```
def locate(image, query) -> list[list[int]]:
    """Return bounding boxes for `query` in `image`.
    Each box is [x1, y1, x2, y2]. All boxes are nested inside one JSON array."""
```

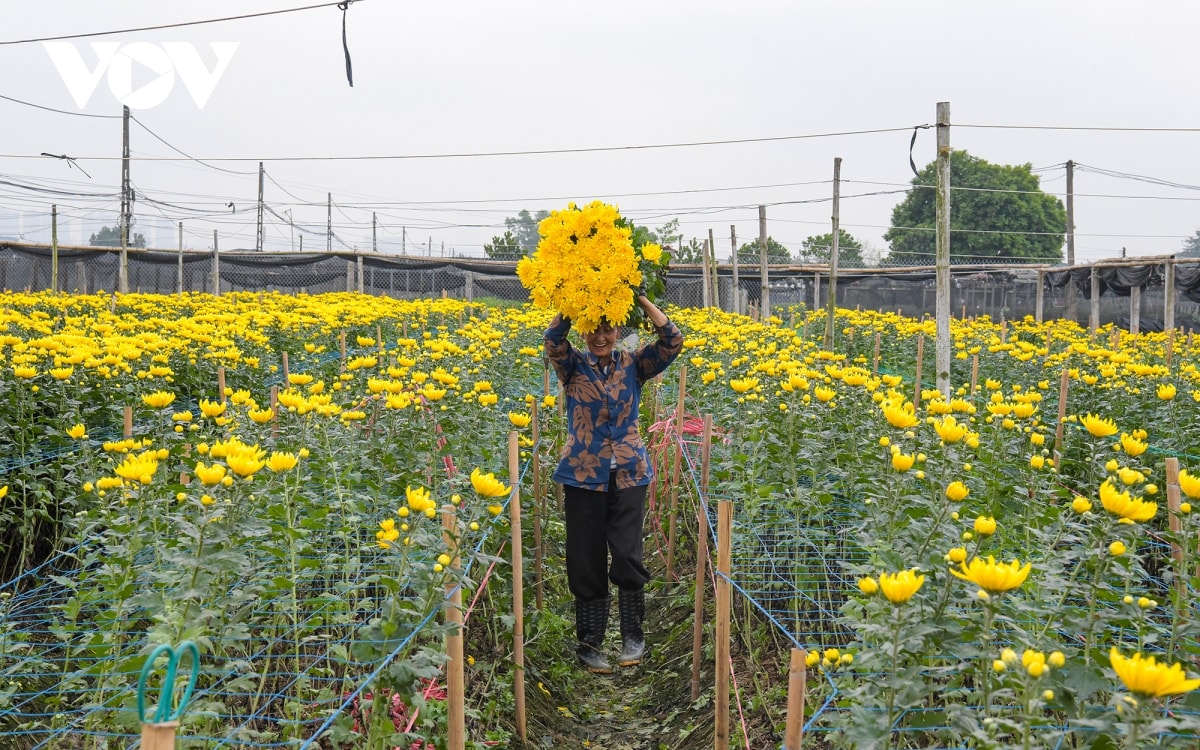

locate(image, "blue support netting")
[[0, 447, 536, 749]]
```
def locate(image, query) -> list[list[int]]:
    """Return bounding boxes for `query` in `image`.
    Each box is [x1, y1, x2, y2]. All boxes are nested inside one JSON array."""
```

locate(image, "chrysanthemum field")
[[1, 290, 1198, 749]]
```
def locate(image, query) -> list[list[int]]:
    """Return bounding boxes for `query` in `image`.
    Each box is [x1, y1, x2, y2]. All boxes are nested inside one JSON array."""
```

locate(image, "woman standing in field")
[[544, 293, 683, 673]]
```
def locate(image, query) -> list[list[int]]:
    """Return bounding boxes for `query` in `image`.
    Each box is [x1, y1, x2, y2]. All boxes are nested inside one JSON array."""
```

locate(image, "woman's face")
[[583, 322, 617, 358]]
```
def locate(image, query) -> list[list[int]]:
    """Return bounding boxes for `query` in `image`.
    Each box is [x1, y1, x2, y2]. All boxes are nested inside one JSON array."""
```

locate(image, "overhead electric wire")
[[0, 93, 121, 119], [959, 123, 1200, 134], [0, 1, 360, 45], [0, 126, 917, 163], [130, 116, 258, 177]]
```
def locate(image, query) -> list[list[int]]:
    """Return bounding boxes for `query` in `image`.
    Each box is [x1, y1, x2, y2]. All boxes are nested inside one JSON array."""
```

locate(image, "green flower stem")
[[1080, 534, 1113, 667], [981, 602, 996, 715], [886, 611, 901, 749]]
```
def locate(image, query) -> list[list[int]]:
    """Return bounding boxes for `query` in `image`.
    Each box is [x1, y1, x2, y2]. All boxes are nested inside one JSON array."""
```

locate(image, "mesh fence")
[[5, 242, 1200, 330]]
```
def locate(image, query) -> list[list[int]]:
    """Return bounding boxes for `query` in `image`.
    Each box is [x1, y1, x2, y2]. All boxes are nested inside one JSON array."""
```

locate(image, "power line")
[[0, 1, 359, 45], [130, 115, 258, 176], [959, 123, 1200, 133], [0, 126, 916, 163], [0, 93, 121, 119]]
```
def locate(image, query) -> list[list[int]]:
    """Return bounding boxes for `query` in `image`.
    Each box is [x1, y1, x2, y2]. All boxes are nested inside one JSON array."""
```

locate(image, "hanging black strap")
[[909, 124, 932, 179], [338, 1, 354, 87]]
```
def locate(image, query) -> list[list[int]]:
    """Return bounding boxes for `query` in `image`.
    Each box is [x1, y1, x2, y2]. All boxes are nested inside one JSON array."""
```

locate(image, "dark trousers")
[[563, 477, 650, 603]]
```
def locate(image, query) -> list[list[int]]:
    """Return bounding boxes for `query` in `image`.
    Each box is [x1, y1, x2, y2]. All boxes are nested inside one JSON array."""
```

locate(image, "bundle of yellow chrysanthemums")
[[516, 201, 666, 333]]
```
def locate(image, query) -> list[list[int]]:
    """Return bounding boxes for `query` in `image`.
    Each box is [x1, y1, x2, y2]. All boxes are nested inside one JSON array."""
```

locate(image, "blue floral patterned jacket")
[[545, 314, 684, 491]]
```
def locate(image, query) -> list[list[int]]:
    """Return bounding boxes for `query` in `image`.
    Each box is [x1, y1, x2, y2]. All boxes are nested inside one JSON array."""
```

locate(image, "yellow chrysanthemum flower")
[[1178, 469, 1200, 500], [470, 467, 510, 498], [1109, 648, 1200, 698], [1099, 479, 1156, 522], [945, 481, 969, 502], [142, 390, 176, 409], [67, 423, 87, 439], [1080, 413, 1118, 438], [934, 416, 968, 444], [508, 412, 532, 428], [877, 569, 925, 604], [199, 399, 227, 418], [882, 402, 919, 429], [267, 452, 298, 472], [194, 462, 227, 486], [950, 556, 1032, 594]]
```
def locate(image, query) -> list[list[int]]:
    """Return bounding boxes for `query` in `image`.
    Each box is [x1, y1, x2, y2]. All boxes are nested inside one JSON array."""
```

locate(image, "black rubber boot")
[[575, 598, 613, 674], [617, 588, 645, 667]]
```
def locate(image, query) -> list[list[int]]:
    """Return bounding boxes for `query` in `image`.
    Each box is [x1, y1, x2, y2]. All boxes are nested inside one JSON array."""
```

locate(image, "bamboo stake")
[[124, 406, 133, 437], [1166, 329, 1175, 369], [666, 366, 687, 580], [784, 648, 807, 750], [339, 330, 347, 372], [217, 366, 226, 403], [507, 431, 527, 741], [690, 414, 712, 702], [1053, 368, 1070, 461], [440, 504, 465, 750], [913, 334, 925, 411], [1166, 458, 1183, 568], [531, 401, 544, 611], [270, 385, 279, 438], [970, 354, 979, 395], [281, 351, 290, 382], [140, 722, 179, 750], [714, 499, 732, 750], [872, 332, 881, 376]]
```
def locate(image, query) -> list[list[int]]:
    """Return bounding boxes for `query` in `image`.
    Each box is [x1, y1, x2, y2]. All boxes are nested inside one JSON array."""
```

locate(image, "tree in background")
[[483, 230, 523, 260], [799, 229, 866, 267], [1181, 230, 1200, 258], [884, 150, 1066, 265], [651, 218, 681, 250], [89, 226, 145, 248], [505, 209, 550, 254], [736, 236, 791, 265], [672, 238, 706, 264]]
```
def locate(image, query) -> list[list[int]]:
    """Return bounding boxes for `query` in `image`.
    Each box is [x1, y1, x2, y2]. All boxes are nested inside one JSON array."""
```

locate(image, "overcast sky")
[[2, 0, 1198, 264]]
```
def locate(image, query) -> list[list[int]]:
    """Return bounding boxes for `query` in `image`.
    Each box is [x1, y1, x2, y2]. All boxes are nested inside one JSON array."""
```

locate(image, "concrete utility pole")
[[256, 162, 264, 252], [758, 205, 769, 319], [1065, 160, 1077, 321], [824, 157, 842, 350], [730, 225, 739, 315], [119, 105, 131, 293], [326, 193, 332, 252], [934, 101, 952, 399], [51, 205, 59, 293], [372, 212, 377, 253]]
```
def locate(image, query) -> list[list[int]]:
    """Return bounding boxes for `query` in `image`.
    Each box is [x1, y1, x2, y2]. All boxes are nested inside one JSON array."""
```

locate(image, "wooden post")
[[913, 334, 925, 411], [934, 101, 952, 400], [714, 499, 732, 750], [339, 330, 347, 371], [758, 205, 769, 319], [1166, 458, 1183, 567], [281, 352, 290, 382], [531, 401, 544, 611], [730, 225, 740, 315], [216, 367, 226, 403], [1053, 368, 1070, 460], [440, 504, 466, 750], [1035, 270, 1044, 324], [51, 205, 59, 293], [1164, 260, 1176, 343], [1166, 329, 1175, 370], [701, 238, 712, 308], [211, 230, 220, 295], [1089, 267, 1100, 334], [872, 332, 881, 376], [1130, 285, 1141, 335], [783, 648, 808, 750], [970, 353, 979, 395], [124, 406, 133, 438], [708, 227, 719, 309], [140, 722, 179, 750], [666, 366, 687, 581], [690, 414, 711, 702], [824, 157, 841, 351], [507, 431, 527, 741]]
